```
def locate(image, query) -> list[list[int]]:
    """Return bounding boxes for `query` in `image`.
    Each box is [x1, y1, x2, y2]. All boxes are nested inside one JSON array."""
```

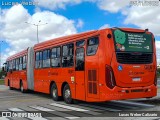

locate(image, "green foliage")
[[0, 80, 4, 85], [0, 70, 5, 79]]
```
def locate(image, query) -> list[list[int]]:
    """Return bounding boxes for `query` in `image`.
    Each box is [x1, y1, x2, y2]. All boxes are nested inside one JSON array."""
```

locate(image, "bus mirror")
[[107, 34, 112, 39]]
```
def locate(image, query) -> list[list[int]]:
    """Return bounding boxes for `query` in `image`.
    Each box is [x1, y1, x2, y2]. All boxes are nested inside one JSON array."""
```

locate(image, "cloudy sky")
[[0, 0, 160, 65]]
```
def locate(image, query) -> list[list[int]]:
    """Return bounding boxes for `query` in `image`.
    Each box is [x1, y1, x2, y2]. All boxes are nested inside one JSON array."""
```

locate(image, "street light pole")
[[25, 20, 47, 43], [37, 25, 39, 43], [0, 41, 3, 70]]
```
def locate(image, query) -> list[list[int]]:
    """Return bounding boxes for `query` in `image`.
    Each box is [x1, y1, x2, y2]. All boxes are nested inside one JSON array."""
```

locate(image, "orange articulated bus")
[[3, 28, 157, 104]]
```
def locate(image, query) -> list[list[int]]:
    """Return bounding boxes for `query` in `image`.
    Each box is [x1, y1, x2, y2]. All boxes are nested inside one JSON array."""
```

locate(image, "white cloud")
[[76, 19, 84, 28], [124, 6, 160, 36], [95, 0, 160, 37], [99, 24, 110, 29], [156, 41, 160, 64], [0, 4, 77, 65], [34, 0, 82, 10], [97, 0, 129, 13]]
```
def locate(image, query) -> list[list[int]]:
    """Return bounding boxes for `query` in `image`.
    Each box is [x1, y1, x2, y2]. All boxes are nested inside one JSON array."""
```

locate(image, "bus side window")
[[76, 40, 85, 47], [43, 49, 50, 68], [19, 57, 23, 70], [16, 58, 19, 71], [51, 47, 61, 67], [22, 56, 27, 70], [12, 59, 16, 71], [9, 61, 12, 72], [6, 61, 9, 72], [87, 37, 99, 56], [35, 51, 43, 68], [62, 43, 74, 67]]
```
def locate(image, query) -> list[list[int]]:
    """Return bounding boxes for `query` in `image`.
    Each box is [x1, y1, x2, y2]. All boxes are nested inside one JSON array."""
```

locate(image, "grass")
[[0, 79, 4, 85]]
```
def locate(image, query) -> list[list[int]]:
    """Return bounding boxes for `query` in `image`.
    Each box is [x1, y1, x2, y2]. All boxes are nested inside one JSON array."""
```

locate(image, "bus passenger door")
[[75, 47, 85, 101]]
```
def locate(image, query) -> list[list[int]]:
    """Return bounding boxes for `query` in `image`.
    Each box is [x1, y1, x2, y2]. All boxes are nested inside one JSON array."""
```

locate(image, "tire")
[[20, 81, 25, 93], [8, 80, 13, 90], [51, 83, 60, 101], [63, 84, 73, 104]]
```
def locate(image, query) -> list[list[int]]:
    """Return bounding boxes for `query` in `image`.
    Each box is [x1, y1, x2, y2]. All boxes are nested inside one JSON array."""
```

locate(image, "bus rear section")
[[98, 28, 157, 101]]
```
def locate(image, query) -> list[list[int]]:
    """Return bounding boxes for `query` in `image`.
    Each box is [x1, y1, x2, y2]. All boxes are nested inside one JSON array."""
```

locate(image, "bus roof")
[[34, 30, 99, 50], [7, 49, 28, 61]]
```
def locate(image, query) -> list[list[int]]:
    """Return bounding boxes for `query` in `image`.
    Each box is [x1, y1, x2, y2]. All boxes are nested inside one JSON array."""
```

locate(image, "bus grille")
[[116, 52, 153, 64]]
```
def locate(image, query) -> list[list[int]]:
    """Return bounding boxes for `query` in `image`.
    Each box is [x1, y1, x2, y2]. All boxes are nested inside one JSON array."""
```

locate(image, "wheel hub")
[[65, 89, 70, 98], [53, 89, 57, 98]]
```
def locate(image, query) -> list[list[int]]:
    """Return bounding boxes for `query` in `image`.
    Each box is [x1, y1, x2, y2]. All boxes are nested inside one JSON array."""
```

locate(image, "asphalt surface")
[[0, 85, 159, 120]]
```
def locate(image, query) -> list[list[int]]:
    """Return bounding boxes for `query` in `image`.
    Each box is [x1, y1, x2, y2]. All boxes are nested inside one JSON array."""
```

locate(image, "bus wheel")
[[20, 81, 25, 93], [51, 83, 59, 101], [8, 80, 13, 90], [63, 84, 73, 104]]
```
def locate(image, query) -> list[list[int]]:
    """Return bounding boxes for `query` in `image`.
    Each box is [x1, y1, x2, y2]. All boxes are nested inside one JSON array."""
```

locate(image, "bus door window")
[[87, 37, 99, 56], [51, 47, 61, 67], [6, 61, 9, 72], [22, 56, 27, 70], [12, 59, 16, 71], [43, 49, 50, 68], [9, 61, 13, 72], [16, 58, 19, 71], [35, 51, 43, 68], [19, 57, 23, 70], [62, 43, 74, 67], [76, 48, 85, 71]]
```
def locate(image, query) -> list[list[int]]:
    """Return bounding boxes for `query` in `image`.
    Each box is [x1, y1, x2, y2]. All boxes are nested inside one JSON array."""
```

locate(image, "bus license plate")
[[132, 78, 141, 82]]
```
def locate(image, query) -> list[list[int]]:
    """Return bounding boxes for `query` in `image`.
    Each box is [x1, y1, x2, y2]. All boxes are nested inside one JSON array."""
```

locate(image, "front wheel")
[[8, 80, 13, 90], [51, 83, 60, 101], [20, 82, 25, 93], [63, 84, 73, 104]]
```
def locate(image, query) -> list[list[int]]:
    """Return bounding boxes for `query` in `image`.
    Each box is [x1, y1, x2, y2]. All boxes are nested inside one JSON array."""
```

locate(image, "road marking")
[[50, 103, 89, 111], [112, 100, 154, 107], [30, 105, 80, 119], [79, 103, 121, 112], [0, 117, 10, 120], [29, 106, 54, 111], [65, 117, 80, 119], [8, 107, 48, 120], [8, 108, 24, 111]]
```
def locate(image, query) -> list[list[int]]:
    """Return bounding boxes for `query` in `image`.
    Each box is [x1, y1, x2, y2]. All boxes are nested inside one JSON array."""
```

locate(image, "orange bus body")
[[4, 28, 157, 102]]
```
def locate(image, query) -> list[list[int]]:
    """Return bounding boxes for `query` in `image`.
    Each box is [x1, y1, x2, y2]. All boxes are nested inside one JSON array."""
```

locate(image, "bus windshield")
[[113, 29, 153, 52]]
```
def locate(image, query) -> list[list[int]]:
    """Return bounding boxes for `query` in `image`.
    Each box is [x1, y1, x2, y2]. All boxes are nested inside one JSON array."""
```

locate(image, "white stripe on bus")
[[50, 103, 89, 111]]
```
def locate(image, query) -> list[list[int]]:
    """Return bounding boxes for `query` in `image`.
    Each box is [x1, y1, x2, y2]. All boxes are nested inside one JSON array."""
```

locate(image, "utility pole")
[[0, 41, 3, 70], [25, 20, 48, 43]]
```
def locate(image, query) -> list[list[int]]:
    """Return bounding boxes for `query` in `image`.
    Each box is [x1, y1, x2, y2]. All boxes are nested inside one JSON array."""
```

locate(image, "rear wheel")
[[20, 81, 25, 93], [8, 80, 13, 90], [51, 83, 60, 101], [63, 84, 73, 104]]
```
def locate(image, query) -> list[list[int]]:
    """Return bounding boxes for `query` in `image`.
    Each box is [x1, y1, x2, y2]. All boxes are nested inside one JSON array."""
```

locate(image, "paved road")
[[158, 79, 160, 87], [0, 85, 159, 120]]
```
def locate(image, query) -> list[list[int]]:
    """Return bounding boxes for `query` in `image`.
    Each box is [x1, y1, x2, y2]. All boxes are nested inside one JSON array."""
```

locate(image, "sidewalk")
[[0, 85, 8, 91]]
